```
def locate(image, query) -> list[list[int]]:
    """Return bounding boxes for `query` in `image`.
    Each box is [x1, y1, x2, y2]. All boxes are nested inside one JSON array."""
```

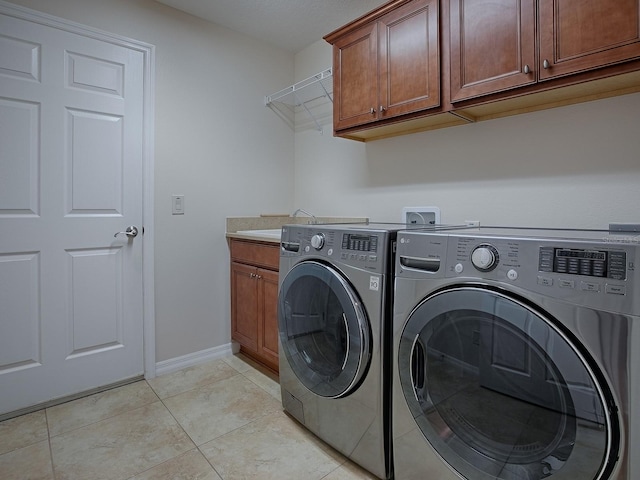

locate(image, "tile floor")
[[0, 354, 378, 480]]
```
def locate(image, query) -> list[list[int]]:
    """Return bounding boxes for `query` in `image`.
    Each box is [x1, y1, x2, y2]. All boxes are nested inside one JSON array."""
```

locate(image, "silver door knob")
[[114, 226, 139, 238]]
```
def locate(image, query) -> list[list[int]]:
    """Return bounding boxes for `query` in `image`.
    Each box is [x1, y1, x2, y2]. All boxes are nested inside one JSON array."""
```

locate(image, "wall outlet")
[[402, 206, 441, 225]]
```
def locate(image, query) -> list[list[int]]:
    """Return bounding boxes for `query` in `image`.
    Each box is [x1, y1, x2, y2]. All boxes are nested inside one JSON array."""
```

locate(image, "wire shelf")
[[265, 68, 333, 132]]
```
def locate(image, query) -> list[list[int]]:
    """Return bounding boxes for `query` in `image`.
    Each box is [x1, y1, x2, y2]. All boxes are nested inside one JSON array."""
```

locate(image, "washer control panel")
[[342, 232, 379, 253], [281, 225, 390, 274]]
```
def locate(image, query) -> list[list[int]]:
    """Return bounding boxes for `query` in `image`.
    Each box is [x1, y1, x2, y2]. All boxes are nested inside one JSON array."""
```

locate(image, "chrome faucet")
[[292, 208, 318, 224]]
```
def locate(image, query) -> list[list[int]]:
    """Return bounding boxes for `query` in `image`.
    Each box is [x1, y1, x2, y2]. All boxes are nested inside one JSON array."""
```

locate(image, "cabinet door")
[[379, 0, 441, 115], [539, 0, 640, 80], [231, 262, 258, 352], [257, 268, 279, 371], [333, 22, 379, 130], [450, 0, 536, 101]]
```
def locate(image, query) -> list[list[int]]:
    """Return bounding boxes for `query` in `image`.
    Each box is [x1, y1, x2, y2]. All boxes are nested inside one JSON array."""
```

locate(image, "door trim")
[[0, 0, 156, 378]]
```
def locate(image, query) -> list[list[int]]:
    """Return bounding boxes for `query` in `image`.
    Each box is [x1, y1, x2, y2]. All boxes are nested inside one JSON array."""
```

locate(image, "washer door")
[[279, 260, 371, 398], [399, 285, 619, 480]]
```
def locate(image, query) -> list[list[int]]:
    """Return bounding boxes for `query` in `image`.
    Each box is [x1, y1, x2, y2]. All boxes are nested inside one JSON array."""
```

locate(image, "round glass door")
[[279, 261, 371, 398], [399, 286, 619, 480]]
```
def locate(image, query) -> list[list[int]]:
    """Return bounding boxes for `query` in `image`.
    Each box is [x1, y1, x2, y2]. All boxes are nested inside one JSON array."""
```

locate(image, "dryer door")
[[278, 260, 371, 398], [398, 285, 619, 480]]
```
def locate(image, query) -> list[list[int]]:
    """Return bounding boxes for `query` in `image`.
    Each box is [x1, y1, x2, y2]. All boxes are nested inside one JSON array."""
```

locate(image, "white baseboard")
[[154, 343, 235, 377]]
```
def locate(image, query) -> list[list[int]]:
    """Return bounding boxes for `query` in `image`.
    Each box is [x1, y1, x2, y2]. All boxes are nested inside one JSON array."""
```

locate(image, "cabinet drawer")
[[230, 239, 280, 270]]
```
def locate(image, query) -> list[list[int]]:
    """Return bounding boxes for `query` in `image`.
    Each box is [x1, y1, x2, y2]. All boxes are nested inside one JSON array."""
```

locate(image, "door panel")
[[0, 252, 40, 370], [539, 0, 640, 79], [258, 268, 279, 370], [0, 10, 145, 416], [0, 98, 39, 215], [379, 0, 440, 116], [67, 248, 123, 356], [450, 0, 536, 101], [67, 110, 123, 214], [333, 22, 378, 130], [231, 262, 259, 351]]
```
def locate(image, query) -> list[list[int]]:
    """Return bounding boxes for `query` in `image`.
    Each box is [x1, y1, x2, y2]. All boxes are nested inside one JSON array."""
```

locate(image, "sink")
[[237, 229, 282, 239]]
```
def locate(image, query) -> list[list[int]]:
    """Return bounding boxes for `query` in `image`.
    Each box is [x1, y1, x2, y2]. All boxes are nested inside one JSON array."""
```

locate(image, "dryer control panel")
[[396, 229, 639, 315], [539, 247, 626, 280]]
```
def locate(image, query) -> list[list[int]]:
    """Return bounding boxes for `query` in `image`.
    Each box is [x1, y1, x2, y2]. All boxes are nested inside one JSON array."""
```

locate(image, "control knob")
[[471, 244, 499, 272], [310, 233, 325, 250]]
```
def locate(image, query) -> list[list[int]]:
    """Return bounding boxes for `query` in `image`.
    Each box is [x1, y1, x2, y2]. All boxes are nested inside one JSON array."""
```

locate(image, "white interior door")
[[0, 8, 147, 416]]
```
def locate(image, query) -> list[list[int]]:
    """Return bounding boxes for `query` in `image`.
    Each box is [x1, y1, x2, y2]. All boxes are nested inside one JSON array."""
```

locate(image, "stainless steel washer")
[[278, 223, 401, 479], [392, 227, 639, 480]]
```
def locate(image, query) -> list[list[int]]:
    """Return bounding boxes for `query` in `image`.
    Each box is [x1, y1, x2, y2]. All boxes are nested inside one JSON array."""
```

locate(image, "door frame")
[[0, 0, 156, 378]]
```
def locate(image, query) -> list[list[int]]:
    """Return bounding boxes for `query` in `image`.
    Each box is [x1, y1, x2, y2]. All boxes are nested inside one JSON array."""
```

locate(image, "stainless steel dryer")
[[392, 227, 640, 480], [278, 223, 404, 480]]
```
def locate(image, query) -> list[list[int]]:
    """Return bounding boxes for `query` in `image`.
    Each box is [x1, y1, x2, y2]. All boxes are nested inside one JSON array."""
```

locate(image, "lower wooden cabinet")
[[229, 239, 280, 373]]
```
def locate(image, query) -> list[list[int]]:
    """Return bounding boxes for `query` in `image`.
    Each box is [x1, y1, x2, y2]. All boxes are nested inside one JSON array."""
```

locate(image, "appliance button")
[[537, 276, 553, 286], [580, 281, 601, 293], [327, 248, 333, 256], [454, 263, 464, 273], [369, 255, 377, 262], [507, 269, 518, 281], [568, 258, 580, 274], [305, 245, 310, 253], [558, 279, 575, 289], [606, 284, 626, 295], [358, 254, 367, 261]]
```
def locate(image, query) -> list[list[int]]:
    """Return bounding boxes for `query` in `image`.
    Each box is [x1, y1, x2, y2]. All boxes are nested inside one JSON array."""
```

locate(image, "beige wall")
[[5, 0, 296, 362], [294, 40, 640, 229]]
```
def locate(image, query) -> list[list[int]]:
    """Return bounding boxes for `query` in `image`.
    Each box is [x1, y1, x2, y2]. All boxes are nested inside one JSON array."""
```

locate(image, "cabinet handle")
[[523, 64, 530, 74], [379, 105, 386, 113], [370, 107, 376, 114], [543, 59, 551, 69]]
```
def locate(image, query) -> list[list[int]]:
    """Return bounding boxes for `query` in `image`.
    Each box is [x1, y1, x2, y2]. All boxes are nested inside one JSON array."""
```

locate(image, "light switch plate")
[[172, 195, 184, 215]]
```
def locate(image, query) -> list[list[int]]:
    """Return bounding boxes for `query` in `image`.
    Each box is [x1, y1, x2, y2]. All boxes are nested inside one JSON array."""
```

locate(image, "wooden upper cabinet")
[[332, 22, 379, 130], [450, 0, 536, 102], [379, 0, 440, 118], [539, 0, 640, 80], [330, 0, 440, 131], [326, 0, 640, 139]]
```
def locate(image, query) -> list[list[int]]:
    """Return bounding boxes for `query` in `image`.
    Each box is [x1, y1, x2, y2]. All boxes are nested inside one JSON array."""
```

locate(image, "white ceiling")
[[154, 0, 389, 53]]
